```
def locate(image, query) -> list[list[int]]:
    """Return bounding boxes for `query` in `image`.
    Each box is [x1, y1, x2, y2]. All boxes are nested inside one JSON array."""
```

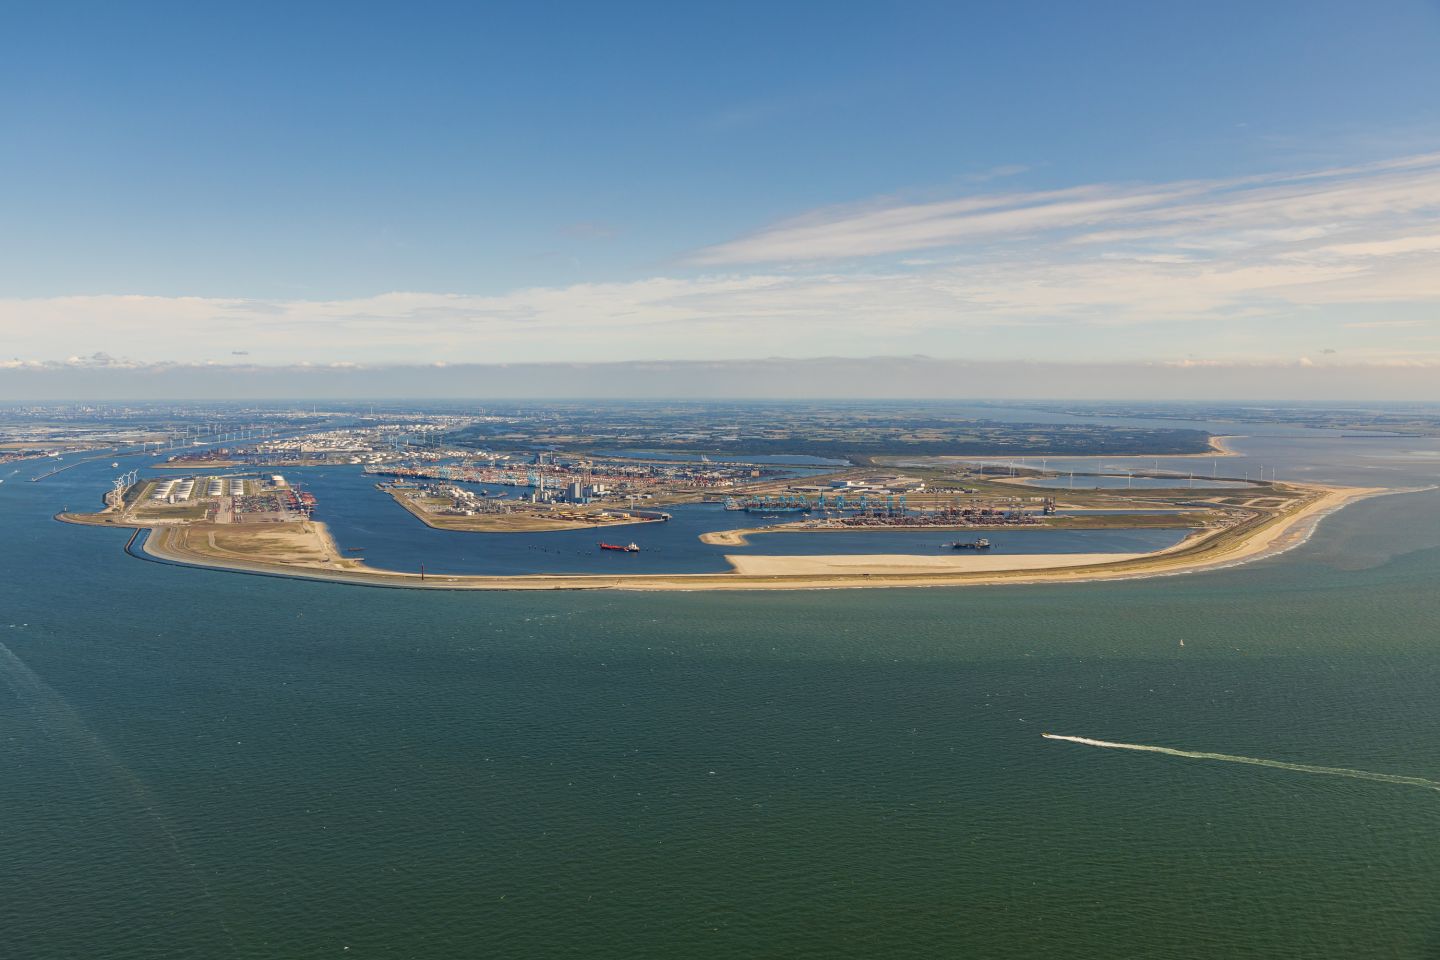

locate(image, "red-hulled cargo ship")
[[599, 542, 641, 552]]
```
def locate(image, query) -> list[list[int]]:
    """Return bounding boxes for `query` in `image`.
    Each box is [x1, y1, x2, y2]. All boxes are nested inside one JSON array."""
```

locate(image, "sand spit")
[[52, 481, 1386, 593]]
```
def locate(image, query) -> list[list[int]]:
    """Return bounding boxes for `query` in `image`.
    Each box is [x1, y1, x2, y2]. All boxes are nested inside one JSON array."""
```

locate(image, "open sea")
[[3, 428, 1440, 958]]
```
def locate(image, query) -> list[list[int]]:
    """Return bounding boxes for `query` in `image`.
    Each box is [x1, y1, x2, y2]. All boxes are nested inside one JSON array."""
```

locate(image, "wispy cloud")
[[687, 184, 1192, 263], [689, 152, 1440, 265]]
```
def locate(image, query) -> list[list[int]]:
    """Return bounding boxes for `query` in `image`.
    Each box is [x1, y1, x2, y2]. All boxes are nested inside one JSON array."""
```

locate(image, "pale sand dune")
[[725, 552, 1143, 576]]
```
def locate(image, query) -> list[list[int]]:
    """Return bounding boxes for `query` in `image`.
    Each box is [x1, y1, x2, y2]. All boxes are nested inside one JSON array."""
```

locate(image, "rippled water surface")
[[2, 433, 1440, 958]]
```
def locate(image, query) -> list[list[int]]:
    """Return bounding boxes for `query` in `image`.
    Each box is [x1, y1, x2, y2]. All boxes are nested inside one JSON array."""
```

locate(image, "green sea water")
[[3, 455, 1440, 958]]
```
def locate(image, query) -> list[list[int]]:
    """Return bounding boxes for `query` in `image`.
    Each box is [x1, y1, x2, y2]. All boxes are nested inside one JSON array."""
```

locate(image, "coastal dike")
[[61, 482, 1386, 593]]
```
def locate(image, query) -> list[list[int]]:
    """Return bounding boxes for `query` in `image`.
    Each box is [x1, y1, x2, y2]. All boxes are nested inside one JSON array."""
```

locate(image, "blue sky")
[[3, 0, 1439, 383]]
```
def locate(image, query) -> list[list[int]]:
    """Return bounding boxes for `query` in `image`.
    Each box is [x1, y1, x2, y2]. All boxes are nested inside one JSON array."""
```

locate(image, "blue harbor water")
[[280, 468, 1187, 576], [2, 429, 1440, 958]]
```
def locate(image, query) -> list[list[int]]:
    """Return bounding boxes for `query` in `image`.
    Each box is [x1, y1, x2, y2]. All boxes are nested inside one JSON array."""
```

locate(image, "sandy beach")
[[726, 552, 1144, 576]]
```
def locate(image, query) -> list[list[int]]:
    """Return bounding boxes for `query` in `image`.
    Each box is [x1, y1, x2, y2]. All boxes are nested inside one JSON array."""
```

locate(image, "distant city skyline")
[[3, 1, 1439, 396]]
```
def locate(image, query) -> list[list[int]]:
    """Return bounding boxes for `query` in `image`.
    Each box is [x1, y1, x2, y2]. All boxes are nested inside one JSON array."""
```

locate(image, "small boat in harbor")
[[599, 542, 641, 553], [947, 538, 992, 550]]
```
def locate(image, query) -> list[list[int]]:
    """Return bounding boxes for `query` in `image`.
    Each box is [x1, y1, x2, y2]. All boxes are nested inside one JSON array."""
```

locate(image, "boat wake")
[[0, 641, 241, 955], [1043, 733, 1440, 792]]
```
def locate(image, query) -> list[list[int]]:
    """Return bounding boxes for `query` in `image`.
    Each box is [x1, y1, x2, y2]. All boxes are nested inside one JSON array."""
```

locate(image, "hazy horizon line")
[[4, 355, 1439, 403]]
